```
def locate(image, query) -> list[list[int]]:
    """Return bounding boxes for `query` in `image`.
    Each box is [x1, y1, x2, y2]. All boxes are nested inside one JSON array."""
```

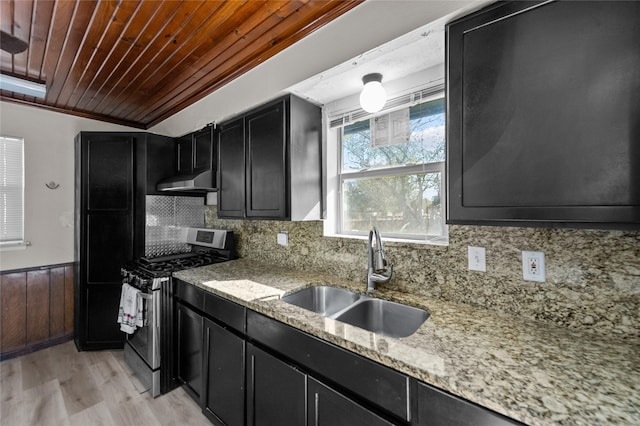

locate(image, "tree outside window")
[[339, 97, 445, 240]]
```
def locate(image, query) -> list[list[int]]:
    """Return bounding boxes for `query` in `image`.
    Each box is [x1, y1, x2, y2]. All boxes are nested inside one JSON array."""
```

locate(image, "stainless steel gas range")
[[120, 228, 235, 397]]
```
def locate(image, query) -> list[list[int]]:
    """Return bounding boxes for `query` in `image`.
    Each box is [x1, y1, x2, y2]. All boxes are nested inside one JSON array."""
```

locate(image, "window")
[[337, 97, 446, 242], [0, 136, 25, 248]]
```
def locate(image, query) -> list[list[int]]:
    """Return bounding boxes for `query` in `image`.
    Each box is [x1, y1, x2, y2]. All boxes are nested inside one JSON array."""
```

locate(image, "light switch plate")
[[522, 251, 545, 282], [468, 246, 486, 272], [277, 231, 288, 247]]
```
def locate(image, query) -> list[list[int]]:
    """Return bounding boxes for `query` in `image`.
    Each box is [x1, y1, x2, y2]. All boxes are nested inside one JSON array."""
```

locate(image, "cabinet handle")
[[205, 326, 211, 371], [249, 355, 255, 426], [314, 392, 319, 426]]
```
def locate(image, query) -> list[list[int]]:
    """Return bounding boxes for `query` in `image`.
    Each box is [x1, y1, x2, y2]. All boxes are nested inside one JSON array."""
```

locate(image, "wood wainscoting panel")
[[0, 272, 27, 353], [64, 265, 74, 335], [50, 267, 66, 339], [26, 270, 50, 345], [1, 263, 74, 360]]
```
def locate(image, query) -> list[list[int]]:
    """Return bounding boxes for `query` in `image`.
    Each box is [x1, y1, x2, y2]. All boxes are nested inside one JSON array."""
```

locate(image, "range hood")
[[157, 170, 216, 192]]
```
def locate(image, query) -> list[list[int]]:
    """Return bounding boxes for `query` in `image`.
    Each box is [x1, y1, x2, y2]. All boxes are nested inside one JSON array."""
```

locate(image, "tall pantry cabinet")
[[74, 131, 174, 351]]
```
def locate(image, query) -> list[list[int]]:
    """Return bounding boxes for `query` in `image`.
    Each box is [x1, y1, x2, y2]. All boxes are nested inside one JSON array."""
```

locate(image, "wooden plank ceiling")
[[0, 0, 362, 129]]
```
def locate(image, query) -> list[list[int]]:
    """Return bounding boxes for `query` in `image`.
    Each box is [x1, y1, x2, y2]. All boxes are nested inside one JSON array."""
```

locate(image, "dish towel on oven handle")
[[117, 283, 144, 334]]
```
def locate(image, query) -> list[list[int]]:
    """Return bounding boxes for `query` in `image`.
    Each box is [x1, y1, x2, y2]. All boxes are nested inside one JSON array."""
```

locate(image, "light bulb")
[[359, 73, 386, 113]]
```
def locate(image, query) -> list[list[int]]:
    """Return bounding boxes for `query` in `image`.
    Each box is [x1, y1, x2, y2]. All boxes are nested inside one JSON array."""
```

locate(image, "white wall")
[[149, 0, 479, 136], [0, 102, 138, 271]]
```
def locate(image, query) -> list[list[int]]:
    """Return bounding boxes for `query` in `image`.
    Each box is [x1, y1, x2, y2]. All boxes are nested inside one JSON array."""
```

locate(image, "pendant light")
[[359, 73, 387, 113]]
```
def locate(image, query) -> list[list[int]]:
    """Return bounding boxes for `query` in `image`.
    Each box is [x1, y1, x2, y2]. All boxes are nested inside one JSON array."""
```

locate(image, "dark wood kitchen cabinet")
[[75, 131, 174, 351], [307, 378, 394, 426], [217, 94, 322, 220], [217, 118, 245, 217], [415, 380, 521, 426], [75, 132, 135, 350], [138, 133, 175, 196], [244, 101, 287, 218], [203, 318, 245, 426], [171, 281, 524, 426], [176, 126, 215, 175], [176, 135, 193, 174], [246, 343, 307, 426], [158, 126, 216, 194], [246, 310, 411, 423], [174, 278, 247, 425], [446, 0, 640, 229], [177, 301, 204, 404]]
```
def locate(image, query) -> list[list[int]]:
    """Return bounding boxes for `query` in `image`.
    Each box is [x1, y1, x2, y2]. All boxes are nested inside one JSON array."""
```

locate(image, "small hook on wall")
[[45, 181, 60, 190]]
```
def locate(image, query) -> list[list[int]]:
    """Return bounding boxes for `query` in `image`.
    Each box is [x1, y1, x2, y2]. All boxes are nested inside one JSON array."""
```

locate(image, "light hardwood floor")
[[0, 341, 209, 425]]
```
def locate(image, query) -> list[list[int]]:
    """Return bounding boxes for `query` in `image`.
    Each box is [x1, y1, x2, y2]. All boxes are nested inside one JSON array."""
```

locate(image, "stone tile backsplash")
[[205, 207, 639, 338]]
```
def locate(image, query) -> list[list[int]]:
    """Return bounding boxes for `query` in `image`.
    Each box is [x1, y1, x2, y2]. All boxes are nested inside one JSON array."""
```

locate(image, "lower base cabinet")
[[415, 381, 519, 426], [247, 343, 306, 426], [174, 280, 522, 426], [245, 343, 395, 426], [308, 378, 394, 426], [203, 318, 245, 426], [176, 301, 203, 403]]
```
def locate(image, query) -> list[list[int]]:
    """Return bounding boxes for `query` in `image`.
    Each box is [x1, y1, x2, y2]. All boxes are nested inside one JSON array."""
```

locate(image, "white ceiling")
[[288, 1, 492, 105]]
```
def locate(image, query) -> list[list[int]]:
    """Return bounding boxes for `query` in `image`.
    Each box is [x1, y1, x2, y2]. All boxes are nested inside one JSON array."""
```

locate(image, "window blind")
[[0, 136, 24, 245], [329, 83, 445, 129]]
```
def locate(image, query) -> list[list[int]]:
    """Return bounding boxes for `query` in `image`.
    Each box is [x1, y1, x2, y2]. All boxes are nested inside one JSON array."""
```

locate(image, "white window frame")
[[324, 88, 448, 245], [0, 135, 27, 250]]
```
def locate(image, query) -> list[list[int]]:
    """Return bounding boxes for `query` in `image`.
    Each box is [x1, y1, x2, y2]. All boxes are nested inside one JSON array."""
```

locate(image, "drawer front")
[[175, 279, 205, 311], [416, 381, 523, 426], [246, 310, 410, 422], [204, 292, 245, 333]]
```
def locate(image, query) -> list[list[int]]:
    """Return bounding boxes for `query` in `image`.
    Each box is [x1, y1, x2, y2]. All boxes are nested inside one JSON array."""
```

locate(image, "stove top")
[[136, 252, 228, 275], [124, 228, 235, 278]]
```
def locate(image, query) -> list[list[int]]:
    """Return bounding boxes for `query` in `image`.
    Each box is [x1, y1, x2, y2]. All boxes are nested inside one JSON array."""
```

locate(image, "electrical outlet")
[[522, 251, 545, 282], [468, 246, 486, 272], [277, 231, 288, 247]]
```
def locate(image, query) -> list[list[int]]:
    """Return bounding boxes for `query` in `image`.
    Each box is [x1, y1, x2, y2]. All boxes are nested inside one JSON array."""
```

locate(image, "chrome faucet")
[[367, 226, 393, 291]]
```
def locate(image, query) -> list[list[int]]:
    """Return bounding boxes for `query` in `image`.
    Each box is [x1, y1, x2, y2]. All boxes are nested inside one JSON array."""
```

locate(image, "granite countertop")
[[173, 258, 640, 426]]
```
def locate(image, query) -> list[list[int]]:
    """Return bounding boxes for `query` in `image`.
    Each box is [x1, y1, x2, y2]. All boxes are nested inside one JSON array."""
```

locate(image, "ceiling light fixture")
[[359, 73, 386, 113], [0, 74, 46, 98]]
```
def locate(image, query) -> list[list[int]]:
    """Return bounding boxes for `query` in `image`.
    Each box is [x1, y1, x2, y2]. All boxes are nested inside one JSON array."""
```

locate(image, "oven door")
[[126, 290, 160, 370]]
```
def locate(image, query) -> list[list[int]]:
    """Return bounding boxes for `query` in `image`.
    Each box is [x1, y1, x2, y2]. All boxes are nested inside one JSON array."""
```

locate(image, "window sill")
[[323, 232, 448, 247], [0, 241, 31, 251]]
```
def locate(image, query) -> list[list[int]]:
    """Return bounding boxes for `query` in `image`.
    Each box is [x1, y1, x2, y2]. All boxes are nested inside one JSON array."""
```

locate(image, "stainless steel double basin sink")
[[281, 286, 429, 338]]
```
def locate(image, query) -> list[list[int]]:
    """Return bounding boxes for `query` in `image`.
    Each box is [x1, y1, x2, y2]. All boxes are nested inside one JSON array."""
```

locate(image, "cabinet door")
[[245, 101, 287, 219], [176, 135, 193, 174], [145, 133, 176, 195], [308, 378, 393, 426], [177, 302, 203, 404], [217, 118, 245, 218], [203, 318, 245, 426], [246, 343, 306, 426], [415, 381, 521, 426], [86, 136, 132, 211], [194, 128, 214, 173]]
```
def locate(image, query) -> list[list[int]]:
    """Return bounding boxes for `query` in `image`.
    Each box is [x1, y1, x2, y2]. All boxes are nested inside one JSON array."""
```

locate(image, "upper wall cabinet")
[[140, 133, 177, 196], [177, 127, 215, 175], [217, 95, 322, 221], [157, 125, 216, 193], [446, 0, 640, 229]]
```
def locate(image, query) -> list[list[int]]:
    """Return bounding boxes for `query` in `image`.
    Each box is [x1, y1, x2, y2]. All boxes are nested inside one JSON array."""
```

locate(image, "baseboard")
[[0, 334, 74, 361]]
